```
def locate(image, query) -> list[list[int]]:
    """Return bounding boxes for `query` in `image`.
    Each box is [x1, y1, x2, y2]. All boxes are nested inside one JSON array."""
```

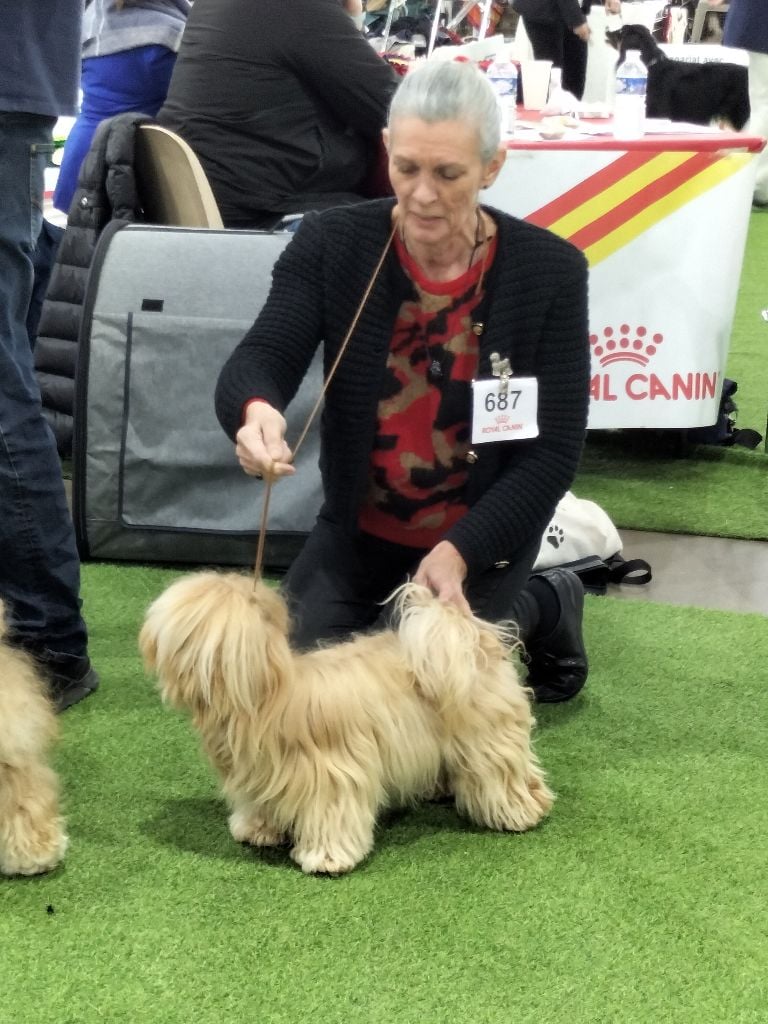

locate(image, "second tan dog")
[[0, 602, 68, 877]]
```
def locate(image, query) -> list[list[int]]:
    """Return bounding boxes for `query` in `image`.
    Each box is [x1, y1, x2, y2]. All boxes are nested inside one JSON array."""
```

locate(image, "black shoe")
[[525, 568, 588, 703], [41, 654, 100, 712]]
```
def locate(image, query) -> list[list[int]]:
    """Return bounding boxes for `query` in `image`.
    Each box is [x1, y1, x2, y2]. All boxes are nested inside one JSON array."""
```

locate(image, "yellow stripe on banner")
[[548, 152, 694, 237], [584, 153, 752, 267]]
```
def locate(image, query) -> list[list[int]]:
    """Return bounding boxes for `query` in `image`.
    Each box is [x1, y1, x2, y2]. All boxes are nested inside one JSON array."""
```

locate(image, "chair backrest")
[[134, 124, 224, 229]]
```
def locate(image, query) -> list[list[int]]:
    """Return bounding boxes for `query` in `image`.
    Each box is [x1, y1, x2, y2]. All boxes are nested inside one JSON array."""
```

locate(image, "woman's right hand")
[[235, 402, 296, 480], [573, 22, 590, 41]]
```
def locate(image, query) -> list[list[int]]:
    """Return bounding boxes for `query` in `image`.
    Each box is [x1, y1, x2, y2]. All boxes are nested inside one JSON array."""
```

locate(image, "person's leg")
[[284, 518, 587, 700], [562, 28, 588, 100], [747, 50, 768, 206], [522, 18, 565, 71], [282, 520, 421, 650], [0, 112, 97, 711], [465, 543, 588, 703]]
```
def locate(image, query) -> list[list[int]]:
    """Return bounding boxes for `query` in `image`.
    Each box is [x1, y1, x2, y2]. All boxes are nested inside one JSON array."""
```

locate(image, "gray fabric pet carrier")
[[72, 222, 323, 568]]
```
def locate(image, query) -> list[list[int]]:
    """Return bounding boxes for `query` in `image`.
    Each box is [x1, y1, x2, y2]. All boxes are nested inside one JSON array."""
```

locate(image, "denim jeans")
[[0, 112, 88, 658]]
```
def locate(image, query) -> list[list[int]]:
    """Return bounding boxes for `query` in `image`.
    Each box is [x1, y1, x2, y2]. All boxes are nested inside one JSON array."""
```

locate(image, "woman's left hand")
[[413, 541, 471, 616]]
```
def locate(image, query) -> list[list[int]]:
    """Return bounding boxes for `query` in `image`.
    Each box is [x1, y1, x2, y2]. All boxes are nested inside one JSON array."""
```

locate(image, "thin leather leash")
[[253, 220, 398, 582]]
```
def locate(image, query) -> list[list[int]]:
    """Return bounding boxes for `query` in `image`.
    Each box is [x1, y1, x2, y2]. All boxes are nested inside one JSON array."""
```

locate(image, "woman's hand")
[[413, 541, 471, 616], [235, 402, 295, 480], [573, 22, 591, 41]]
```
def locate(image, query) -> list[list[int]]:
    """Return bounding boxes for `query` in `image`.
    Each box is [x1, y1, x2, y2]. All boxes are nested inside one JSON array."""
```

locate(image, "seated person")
[[214, 60, 592, 703], [157, 0, 398, 228]]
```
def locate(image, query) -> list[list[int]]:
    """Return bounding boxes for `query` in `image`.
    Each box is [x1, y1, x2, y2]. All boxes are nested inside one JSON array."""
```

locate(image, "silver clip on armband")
[[490, 351, 512, 397]]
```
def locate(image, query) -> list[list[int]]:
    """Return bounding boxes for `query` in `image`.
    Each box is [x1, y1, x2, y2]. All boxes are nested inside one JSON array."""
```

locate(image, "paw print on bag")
[[546, 525, 565, 550]]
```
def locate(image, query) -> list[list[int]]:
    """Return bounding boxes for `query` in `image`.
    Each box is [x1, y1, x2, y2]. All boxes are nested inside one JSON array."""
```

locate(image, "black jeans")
[[522, 18, 589, 101], [282, 517, 540, 650]]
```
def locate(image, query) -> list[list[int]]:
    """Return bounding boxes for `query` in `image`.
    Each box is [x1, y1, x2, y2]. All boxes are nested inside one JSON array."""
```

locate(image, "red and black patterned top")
[[358, 233, 498, 548]]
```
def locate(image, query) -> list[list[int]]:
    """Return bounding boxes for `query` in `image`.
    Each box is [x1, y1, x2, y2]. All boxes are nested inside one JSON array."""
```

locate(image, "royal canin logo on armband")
[[588, 323, 719, 404]]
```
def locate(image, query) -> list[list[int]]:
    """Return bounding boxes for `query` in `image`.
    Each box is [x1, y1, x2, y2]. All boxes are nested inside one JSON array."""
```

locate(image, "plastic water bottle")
[[486, 55, 518, 135], [613, 49, 647, 140]]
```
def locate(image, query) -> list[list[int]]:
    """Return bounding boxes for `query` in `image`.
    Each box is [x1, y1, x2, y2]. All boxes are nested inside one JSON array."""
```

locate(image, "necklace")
[[406, 209, 492, 383]]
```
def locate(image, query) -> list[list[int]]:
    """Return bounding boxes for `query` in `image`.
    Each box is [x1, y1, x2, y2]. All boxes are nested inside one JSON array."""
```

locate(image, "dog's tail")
[[388, 582, 520, 709]]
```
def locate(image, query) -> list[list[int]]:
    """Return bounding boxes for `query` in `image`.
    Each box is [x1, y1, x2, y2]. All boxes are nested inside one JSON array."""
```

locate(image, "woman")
[[157, 0, 398, 228], [512, 0, 621, 101], [215, 61, 592, 703], [54, 0, 190, 214]]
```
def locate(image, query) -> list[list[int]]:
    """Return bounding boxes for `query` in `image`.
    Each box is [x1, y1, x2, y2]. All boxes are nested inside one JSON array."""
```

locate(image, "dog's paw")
[[499, 776, 555, 832], [0, 822, 68, 877], [289, 846, 359, 876], [228, 809, 286, 848]]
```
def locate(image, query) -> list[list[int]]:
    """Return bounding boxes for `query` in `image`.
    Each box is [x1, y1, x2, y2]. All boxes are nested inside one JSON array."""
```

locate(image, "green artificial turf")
[[3, 563, 768, 1024], [574, 209, 768, 539]]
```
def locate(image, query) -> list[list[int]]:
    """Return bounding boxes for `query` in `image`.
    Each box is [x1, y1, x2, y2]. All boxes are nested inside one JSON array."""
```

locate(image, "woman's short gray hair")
[[387, 60, 501, 163]]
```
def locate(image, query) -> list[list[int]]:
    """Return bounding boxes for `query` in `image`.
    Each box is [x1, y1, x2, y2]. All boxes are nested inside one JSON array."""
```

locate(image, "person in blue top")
[[53, 0, 191, 215], [0, 0, 99, 710], [722, 0, 768, 206]]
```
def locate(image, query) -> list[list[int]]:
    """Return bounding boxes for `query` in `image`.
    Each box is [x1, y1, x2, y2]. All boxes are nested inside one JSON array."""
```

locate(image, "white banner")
[[483, 145, 758, 428]]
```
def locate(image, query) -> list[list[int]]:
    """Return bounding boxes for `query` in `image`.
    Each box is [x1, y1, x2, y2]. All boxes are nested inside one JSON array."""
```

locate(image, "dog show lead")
[[216, 60, 592, 706]]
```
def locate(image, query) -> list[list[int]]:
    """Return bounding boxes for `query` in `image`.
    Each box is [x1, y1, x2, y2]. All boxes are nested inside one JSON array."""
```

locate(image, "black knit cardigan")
[[215, 199, 591, 577]]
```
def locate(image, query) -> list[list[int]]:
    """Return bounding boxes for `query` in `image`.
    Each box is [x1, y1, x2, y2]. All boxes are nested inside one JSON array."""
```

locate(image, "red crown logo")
[[589, 324, 664, 367], [495, 414, 510, 424]]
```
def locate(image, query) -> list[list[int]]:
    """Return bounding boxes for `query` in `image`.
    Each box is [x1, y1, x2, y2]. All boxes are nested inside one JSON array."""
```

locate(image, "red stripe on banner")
[[525, 151, 657, 229], [567, 151, 716, 251]]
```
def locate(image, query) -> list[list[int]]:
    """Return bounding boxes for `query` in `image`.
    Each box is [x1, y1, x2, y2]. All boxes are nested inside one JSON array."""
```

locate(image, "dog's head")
[[606, 23, 656, 65], [139, 572, 293, 716]]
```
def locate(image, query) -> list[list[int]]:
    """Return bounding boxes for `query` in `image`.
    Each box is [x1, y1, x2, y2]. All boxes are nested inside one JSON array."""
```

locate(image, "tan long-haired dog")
[[140, 572, 553, 875], [0, 602, 68, 876]]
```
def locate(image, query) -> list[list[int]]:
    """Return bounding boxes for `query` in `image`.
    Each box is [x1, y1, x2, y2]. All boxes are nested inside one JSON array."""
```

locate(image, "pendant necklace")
[[417, 208, 492, 383]]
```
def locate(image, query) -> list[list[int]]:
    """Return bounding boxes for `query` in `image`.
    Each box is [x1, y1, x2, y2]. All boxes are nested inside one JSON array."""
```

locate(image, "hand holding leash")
[[236, 403, 295, 481]]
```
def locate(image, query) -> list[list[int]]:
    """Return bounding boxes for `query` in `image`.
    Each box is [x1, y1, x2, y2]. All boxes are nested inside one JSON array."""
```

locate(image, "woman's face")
[[385, 117, 505, 248]]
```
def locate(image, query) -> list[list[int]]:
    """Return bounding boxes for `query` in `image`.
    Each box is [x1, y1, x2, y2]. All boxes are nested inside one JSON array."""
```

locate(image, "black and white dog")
[[606, 24, 750, 131]]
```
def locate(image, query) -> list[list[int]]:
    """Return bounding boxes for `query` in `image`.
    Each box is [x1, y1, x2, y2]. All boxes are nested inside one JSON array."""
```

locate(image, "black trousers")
[[522, 17, 589, 101], [282, 517, 540, 651]]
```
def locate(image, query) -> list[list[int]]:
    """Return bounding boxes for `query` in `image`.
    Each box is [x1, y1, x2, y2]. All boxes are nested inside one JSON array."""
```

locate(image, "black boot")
[[38, 652, 100, 712], [523, 568, 588, 703]]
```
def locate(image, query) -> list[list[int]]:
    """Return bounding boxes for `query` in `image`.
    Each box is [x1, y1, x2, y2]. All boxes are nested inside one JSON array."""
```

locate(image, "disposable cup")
[[521, 59, 553, 111]]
